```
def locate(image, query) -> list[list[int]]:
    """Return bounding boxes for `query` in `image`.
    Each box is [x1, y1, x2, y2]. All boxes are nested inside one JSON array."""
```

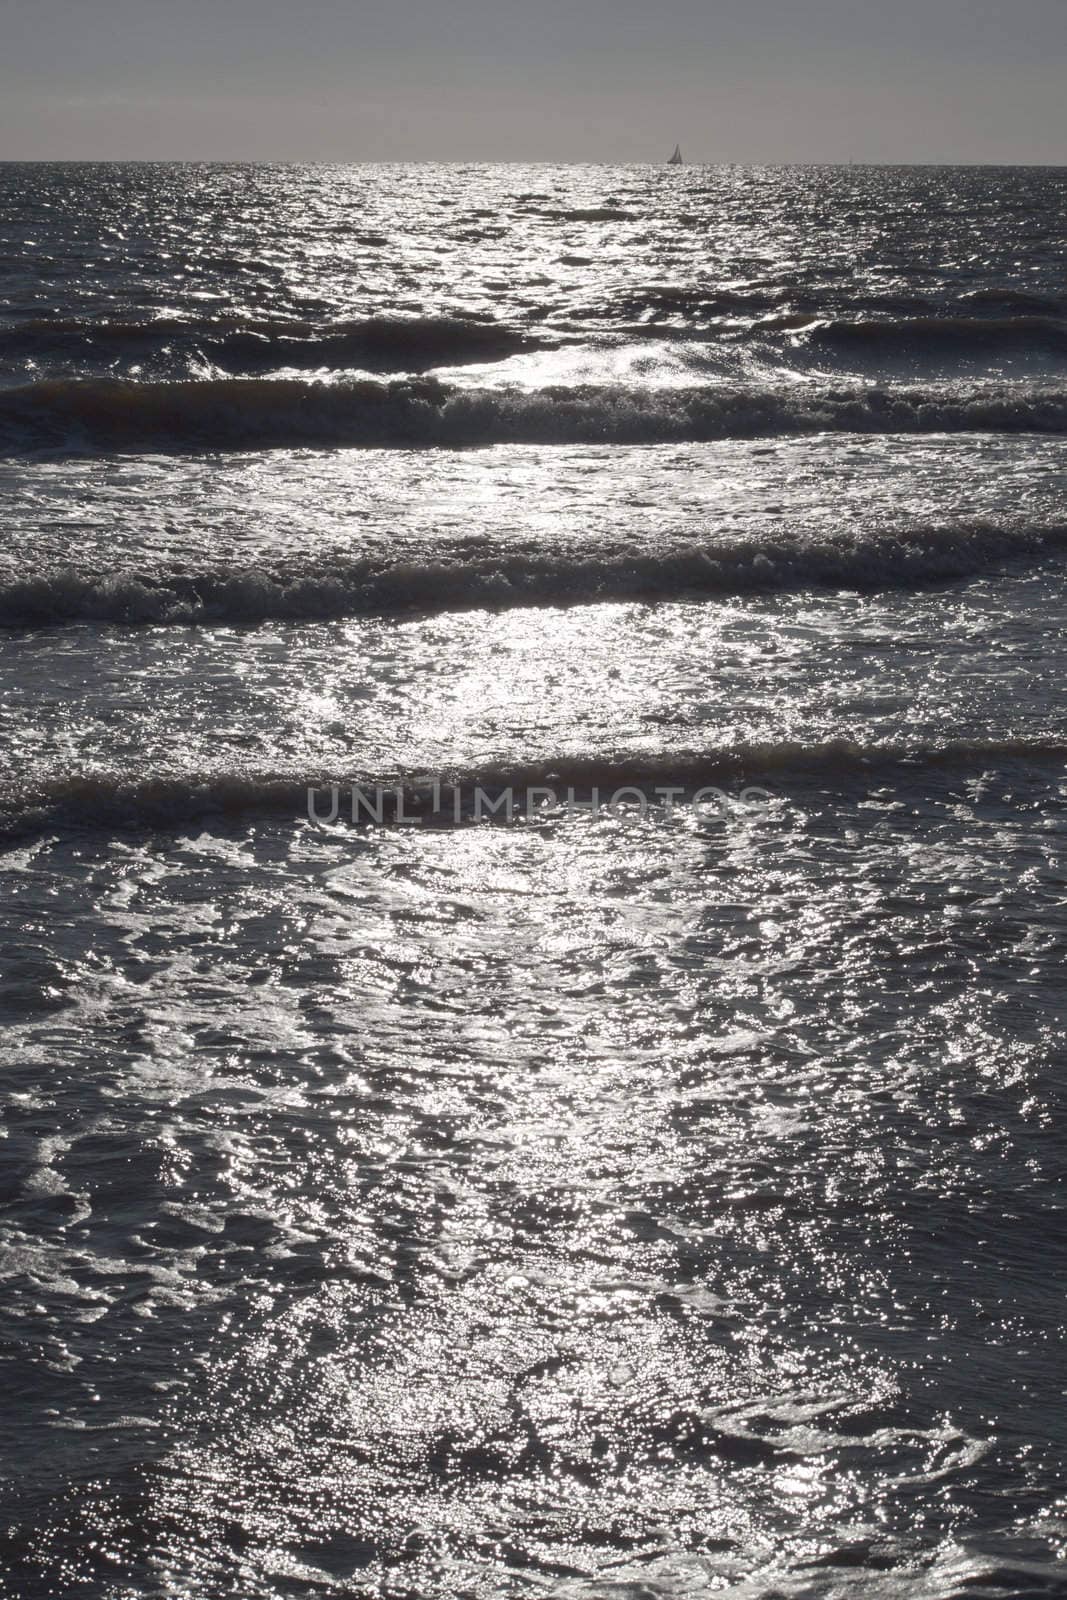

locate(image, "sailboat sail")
[[668, 144, 683, 165]]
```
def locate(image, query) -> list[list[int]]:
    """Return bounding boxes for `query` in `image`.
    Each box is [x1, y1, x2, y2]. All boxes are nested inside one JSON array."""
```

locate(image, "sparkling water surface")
[[1, 163, 1066, 1599]]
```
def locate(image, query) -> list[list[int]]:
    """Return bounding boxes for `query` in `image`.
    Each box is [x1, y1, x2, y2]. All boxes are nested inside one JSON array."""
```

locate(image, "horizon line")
[[1, 156, 1065, 167]]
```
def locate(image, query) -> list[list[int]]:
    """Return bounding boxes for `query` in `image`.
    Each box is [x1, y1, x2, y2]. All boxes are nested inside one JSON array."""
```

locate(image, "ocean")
[[1, 161, 1066, 1599]]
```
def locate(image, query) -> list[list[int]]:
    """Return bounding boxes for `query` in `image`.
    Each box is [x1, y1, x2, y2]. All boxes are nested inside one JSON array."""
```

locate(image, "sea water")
[[1, 162, 1066, 1599]]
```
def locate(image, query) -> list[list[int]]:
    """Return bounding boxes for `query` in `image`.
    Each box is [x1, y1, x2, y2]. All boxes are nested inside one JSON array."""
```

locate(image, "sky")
[[1, 0, 1065, 163]]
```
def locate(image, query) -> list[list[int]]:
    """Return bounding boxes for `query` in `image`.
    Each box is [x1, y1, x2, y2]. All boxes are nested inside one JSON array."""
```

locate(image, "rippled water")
[[1, 163, 1066, 1599]]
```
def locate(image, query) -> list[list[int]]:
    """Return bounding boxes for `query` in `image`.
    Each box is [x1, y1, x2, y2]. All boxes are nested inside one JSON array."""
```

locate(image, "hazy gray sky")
[[1, 0, 1064, 162]]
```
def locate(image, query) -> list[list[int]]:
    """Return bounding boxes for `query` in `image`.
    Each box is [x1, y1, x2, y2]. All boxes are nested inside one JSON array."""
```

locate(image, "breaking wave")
[[3, 740, 1066, 842], [4, 519, 1067, 629], [4, 374, 1067, 454]]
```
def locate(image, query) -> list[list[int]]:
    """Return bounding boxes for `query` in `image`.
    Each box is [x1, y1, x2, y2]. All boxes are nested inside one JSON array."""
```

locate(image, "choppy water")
[[1, 163, 1066, 1600]]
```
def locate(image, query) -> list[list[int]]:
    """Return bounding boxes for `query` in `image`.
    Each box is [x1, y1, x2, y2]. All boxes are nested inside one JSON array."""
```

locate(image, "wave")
[[3, 375, 1067, 454], [546, 207, 641, 223], [4, 740, 1065, 842], [959, 288, 1067, 315], [584, 285, 1067, 325], [593, 310, 1067, 369], [800, 314, 1067, 359], [0, 315, 542, 374], [6, 299, 1067, 382], [4, 520, 1067, 629]]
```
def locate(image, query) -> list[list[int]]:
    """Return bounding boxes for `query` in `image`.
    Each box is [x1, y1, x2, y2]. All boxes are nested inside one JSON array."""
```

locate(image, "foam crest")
[[3, 519, 1066, 628]]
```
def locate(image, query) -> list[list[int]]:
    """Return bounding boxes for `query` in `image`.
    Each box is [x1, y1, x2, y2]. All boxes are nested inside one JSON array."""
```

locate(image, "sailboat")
[[668, 144, 684, 166]]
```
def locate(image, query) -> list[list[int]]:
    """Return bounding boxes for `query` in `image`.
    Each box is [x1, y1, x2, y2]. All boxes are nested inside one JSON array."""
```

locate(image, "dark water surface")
[[1, 163, 1066, 1599]]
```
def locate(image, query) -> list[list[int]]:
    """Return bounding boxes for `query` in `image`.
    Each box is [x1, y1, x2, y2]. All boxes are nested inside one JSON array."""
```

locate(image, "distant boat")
[[668, 144, 684, 166]]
